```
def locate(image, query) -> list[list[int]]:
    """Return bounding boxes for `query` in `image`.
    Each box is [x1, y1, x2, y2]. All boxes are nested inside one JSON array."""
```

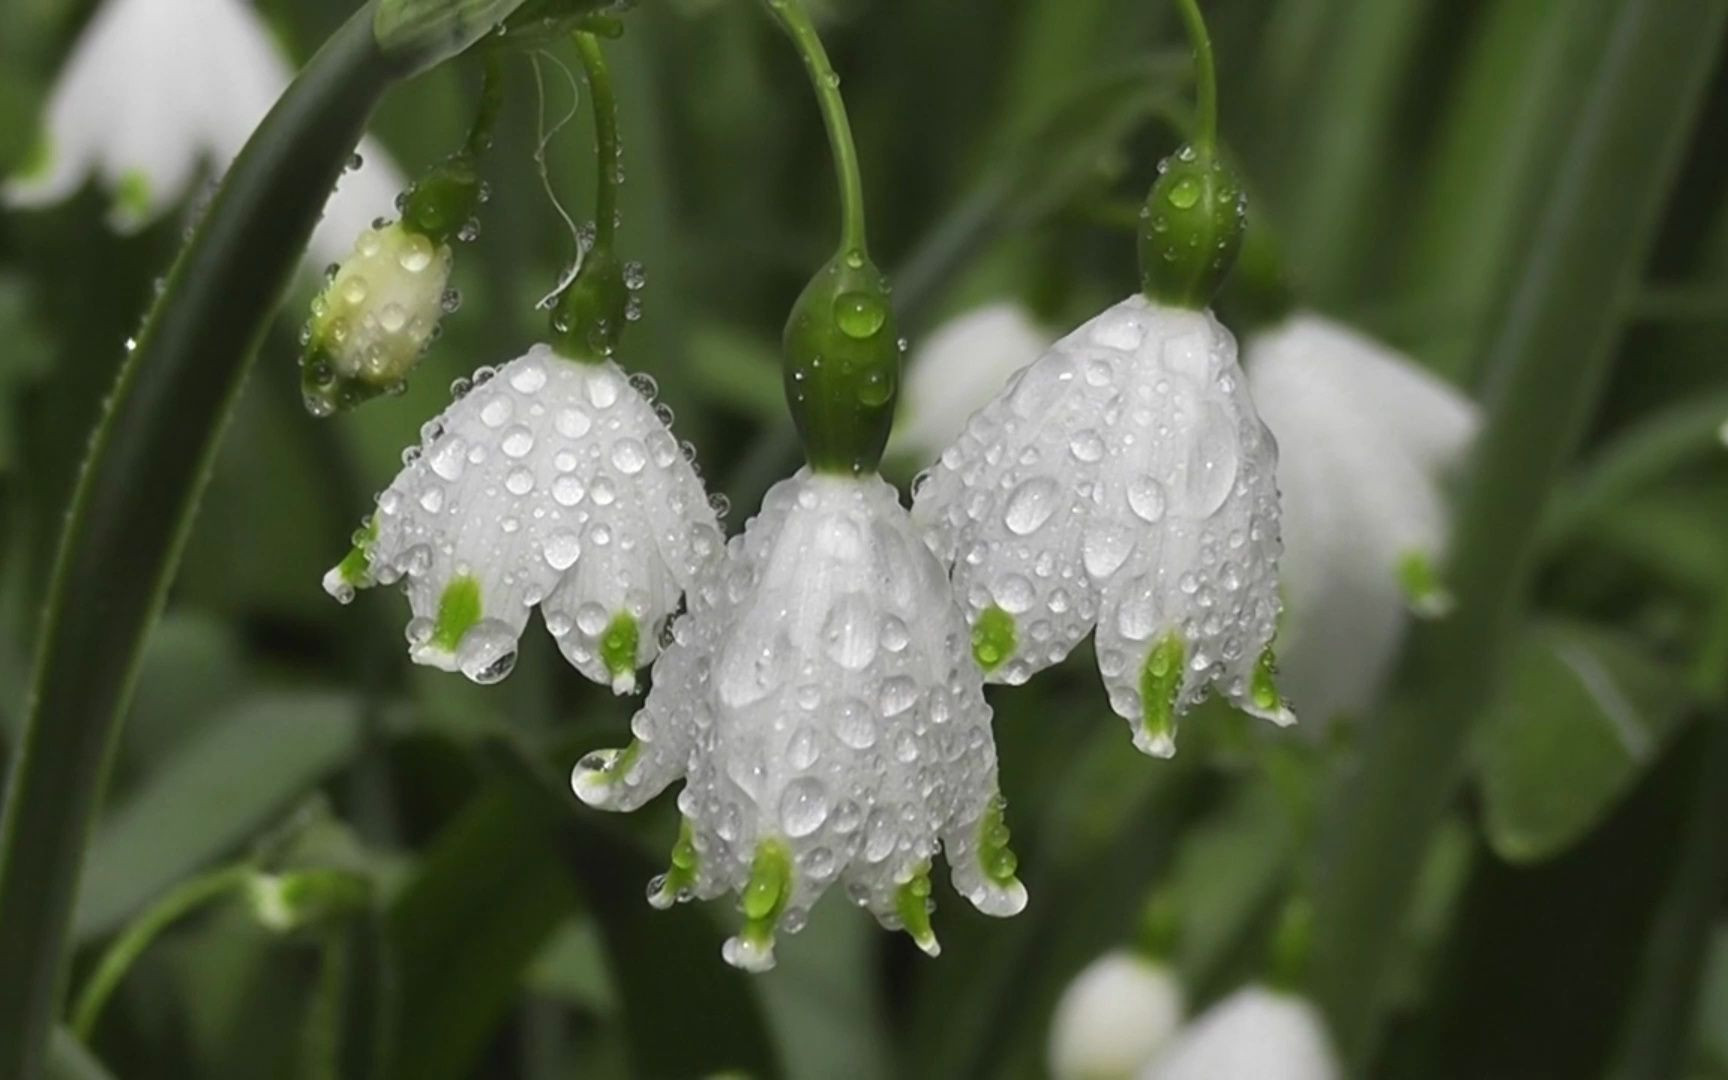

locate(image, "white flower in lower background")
[[4, 0, 401, 267], [1049, 951, 1186, 1080], [1245, 314, 1478, 723], [914, 295, 1288, 757], [1140, 985, 1339, 1080], [324, 347, 722, 689], [573, 469, 1027, 971], [890, 303, 1049, 463]]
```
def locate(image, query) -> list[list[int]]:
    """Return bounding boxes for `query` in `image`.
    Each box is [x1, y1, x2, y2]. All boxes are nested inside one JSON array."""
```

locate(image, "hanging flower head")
[[1048, 950, 1186, 1080], [575, 469, 1025, 969], [911, 11, 1289, 757], [571, 0, 1024, 970], [5, 0, 400, 264], [324, 34, 720, 691], [1245, 314, 1478, 723]]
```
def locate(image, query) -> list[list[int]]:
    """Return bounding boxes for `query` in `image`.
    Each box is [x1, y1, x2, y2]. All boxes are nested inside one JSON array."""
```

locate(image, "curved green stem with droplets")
[[573, 31, 620, 249], [761, 0, 868, 255], [1172, 0, 1217, 157], [71, 863, 252, 1042]]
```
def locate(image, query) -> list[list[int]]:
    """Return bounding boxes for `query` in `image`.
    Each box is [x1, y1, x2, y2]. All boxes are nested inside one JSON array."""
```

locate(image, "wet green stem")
[[70, 864, 252, 1041], [1172, 0, 1217, 156], [572, 31, 619, 249], [761, 0, 869, 255]]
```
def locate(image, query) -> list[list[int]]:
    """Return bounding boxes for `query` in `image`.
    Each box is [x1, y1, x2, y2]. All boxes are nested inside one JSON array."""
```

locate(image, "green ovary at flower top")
[[910, 0, 1293, 758], [322, 33, 724, 692]]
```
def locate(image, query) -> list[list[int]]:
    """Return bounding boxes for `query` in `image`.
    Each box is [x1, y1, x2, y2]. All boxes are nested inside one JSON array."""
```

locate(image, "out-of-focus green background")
[[1, 0, 1726, 1077]]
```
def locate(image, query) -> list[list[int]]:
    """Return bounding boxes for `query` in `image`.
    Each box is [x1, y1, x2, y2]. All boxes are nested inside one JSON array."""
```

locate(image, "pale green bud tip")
[[971, 604, 1016, 672], [321, 516, 380, 605], [896, 863, 940, 957], [723, 839, 793, 972], [648, 818, 700, 910], [246, 870, 369, 933], [1397, 550, 1455, 619], [302, 221, 454, 417], [570, 740, 642, 808], [1138, 632, 1185, 758], [600, 611, 640, 694]]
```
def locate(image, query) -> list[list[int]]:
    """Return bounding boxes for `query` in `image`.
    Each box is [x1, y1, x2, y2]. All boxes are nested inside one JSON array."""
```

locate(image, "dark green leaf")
[[1479, 621, 1690, 863]]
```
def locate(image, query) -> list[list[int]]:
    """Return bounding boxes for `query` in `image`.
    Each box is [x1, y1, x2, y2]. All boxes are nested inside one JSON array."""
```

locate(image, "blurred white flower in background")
[[891, 302, 1050, 462], [4, 0, 402, 267], [1140, 984, 1339, 1080], [1245, 314, 1479, 723], [914, 296, 1289, 757], [1048, 950, 1185, 1080]]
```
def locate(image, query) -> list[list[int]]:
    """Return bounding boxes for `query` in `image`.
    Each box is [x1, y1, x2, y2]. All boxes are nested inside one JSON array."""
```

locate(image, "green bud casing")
[[552, 243, 630, 362], [782, 250, 901, 475], [1138, 147, 1246, 310]]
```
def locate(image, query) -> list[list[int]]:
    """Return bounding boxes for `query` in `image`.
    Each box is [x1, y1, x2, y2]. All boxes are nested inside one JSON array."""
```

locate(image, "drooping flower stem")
[[552, 31, 632, 362], [1172, 0, 1217, 159], [574, 31, 620, 250], [761, 0, 867, 256], [761, 0, 901, 475], [70, 863, 253, 1041], [0, 2, 499, 1070]]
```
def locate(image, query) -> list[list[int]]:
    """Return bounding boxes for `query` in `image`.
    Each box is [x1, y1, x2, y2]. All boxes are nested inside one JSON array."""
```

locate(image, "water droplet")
[[1069, 430, 1104, 462], [544, 531, 581, 570], [611, 438, 647, 475], [502, 425, 535, 458], [552, 474, 586, 507], [823, 595, 879, 670], [1003, 477, 1060, 536], [833, 291, 887, 339], [780, 779, 830, 838], [1128, 476, 1167, 523], [505, 467, 534, 495], [480, 396, 512, 428], [1083, 525, 1134, 580]]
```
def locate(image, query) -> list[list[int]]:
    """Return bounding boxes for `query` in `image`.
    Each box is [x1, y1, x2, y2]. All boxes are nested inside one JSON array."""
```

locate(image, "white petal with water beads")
[[573, 470, 1026, 971], [914, 295, 1287, 756], [323, 347, 720, 688], [305, 222, 453, 399]]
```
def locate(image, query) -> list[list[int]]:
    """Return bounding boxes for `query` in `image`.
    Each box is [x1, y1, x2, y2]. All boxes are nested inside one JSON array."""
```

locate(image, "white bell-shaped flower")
[[324, 346, 722, 689], [1140, 985, 1339, 1080], [1245, 314, 1478, 722], [5, 0, 400, 266], [891, 303, 1049, 463], [1049, 951, 1186, 1080], [573, 469, 1027, 971], [913, 295, 1288, 757]]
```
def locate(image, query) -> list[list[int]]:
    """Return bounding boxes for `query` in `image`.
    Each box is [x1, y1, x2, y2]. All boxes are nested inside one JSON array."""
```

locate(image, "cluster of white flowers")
[[5, 0, 401, 267], [1048, 954, 1339, 1080]]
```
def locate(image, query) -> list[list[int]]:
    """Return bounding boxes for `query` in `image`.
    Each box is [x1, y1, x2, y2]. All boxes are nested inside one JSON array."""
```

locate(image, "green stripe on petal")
[[971, 605, 1016, 672], [601, 612, 640, 692], [1397, 550, 1456, 618], [1139, 632, 1185, 758], [431, 575, 482, 653], [896, 863, 939, 957], [648, 818, 700, 910]]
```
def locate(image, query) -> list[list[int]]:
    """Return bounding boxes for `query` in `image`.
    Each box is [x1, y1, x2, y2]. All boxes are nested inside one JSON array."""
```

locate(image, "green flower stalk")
[[301, 52, 503, 416]]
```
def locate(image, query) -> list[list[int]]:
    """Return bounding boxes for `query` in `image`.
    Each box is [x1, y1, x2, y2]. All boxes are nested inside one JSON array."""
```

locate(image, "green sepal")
[[1397, 550, 1456, 618], [739, 839, 793, 948], [431, 576, 482, 653], [1139, 148, 1246, 310], [1250, 648, 1282, 714], [334, 516, 379, 589], [552, 243, 631, 363], [248, 868, 372, 934], [782, 249, 901, 475], [971, 605, 1016, 673], [401, 151, 483, 246], [1140, 632, 1186, 757]]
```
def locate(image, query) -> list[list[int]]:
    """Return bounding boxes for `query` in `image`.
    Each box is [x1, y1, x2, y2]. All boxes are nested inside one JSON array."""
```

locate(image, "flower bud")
[[551, 242, 631, 362], [246, 869, 370, 933], [782, 249, 901, 475], [1139, 147, 1246, 311], [1048, 951, 1185, 1080]]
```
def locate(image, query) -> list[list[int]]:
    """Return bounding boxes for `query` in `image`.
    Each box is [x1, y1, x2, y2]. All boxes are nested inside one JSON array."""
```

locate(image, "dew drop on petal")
[[1003, 477, 1059, 536]]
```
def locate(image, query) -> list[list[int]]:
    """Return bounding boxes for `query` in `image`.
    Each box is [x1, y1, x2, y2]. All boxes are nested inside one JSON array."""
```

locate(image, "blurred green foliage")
[[2, 0, 1726, 1077]]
